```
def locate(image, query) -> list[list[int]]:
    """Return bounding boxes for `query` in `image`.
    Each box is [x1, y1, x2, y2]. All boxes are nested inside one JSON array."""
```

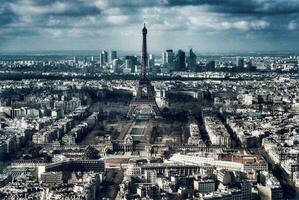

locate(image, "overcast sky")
[[1, 0, 299, 52]]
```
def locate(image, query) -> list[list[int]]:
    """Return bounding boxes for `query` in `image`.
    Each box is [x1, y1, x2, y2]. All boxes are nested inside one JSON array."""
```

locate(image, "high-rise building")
[[187, 48, 197, 68], [207, 61, 216, 71], [110, 51, 117, 62], [100, 50, 108, 67], [175, 49, 186, 71], [236, 57, 244, 68], [125, 59, 134, 72], [124, 56, 138, 73], [162, 49, 174, 66], [112, 59, 122, 73], [125, 56, 138, 66], [73, 56, 78, 64], [148, 54, 155, 68]]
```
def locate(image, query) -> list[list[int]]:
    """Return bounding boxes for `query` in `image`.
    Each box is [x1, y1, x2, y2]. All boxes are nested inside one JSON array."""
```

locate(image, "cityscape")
[[1, 0, 299, 200]]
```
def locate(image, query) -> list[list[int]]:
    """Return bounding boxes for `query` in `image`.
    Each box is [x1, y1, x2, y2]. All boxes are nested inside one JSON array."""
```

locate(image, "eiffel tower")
[[127, 24, 161, 118]]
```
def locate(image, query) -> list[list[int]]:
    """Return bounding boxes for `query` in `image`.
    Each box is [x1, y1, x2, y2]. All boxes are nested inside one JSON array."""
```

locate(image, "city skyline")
[[1, 7, 299, 199], [1, 0, 299, 52]]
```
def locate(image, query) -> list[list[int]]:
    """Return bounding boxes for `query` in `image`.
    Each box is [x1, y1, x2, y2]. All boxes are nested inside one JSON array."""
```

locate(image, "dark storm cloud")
[[0, 0, 102, 29], [87, 0, 299, 16], [166, 0, 299, 15], [0, 2, 18, 26], [1, 0, 298, 28], [0, 0, 299, 51], [0, 9, 17, 26]]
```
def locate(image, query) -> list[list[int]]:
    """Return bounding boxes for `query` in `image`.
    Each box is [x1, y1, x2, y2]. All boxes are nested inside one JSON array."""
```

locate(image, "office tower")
[[84, 56, 87, 63], [124, 56, 138, 73], [100, 50, 108, 67], [247, 61, 256, 71], [187, 48, 197, 68], [148, 54, 155, 68], [110, 51, 117, 62], [207, 61, 216, 71], [112, 59, 122, 73], [73, 56, 78, 64], [175, 49, 186, 71], [162, 49, 174, 66], [125, 59, 134, 72], [125, 56, 138, 66], [91, 56, 94, 62], [236, 57, 244, 68], [162, 52, 166, 65]]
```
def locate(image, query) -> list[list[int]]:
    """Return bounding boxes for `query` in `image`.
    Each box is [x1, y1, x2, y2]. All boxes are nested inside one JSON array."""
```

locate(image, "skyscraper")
[[100, 50, 108, 67], [207, 61, 216, 71], [175, 49, 186, 71], [236, 57, 244, 68], [148, 54, 155, 68], [187, 48, 197, 68], [162, 49, 174, 66], [110, 51, 117, 62], [125, 59, 134, 72], [112, 59, 122, 73], [125, 56, 138, 65], [73, 56, 78, 64]]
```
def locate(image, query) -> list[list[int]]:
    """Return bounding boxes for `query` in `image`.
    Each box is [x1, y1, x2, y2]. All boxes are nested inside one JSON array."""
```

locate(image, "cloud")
[[219, 20, 269, 31], [0, 0, 299, 51], [288, 20, 297, 30], [8, 0, 101, 17], [91, 0, 166, 9], [45, 28, 63, 37], [0, 27, 39, 38], [106, 15, 130, 25], [0, 3, 18, 26], [166, 0, 299, 15]]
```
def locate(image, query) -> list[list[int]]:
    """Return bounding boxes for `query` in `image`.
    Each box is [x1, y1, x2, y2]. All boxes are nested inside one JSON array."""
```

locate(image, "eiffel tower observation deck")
[[127, 24, 161, 118]]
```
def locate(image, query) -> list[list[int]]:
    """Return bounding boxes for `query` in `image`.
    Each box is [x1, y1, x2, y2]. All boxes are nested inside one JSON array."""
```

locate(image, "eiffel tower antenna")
[[141, 21, 148, 79]]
